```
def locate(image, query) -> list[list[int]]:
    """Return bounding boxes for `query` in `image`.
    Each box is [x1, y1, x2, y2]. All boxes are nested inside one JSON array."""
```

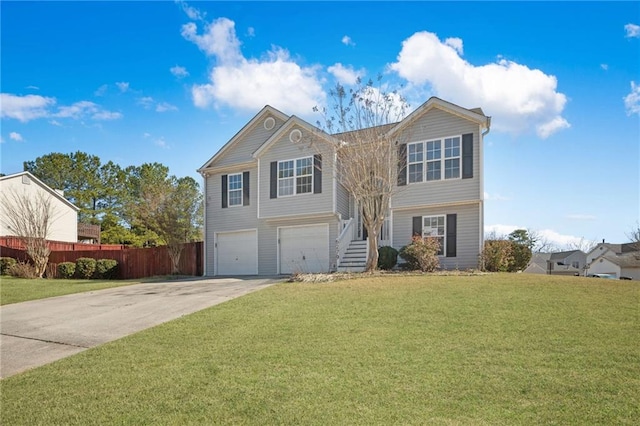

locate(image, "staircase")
[[337, 240, 367, 273]]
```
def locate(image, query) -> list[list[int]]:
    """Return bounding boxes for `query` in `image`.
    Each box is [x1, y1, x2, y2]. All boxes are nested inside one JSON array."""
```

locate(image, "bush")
[[378, 246, 399, 270], [75, 257, 97, 279], [57, 262, 76, 279], [8, 261, 38, 279], [95, 259, 118, 279], [1, 257, 18, 275], [399, 236, 441, 272], [481, 240, 515, 272]]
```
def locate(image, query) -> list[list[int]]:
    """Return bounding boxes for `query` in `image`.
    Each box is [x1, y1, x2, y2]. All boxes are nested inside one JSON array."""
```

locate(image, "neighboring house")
[[198, 97, 491, 275], [524, 250, 586, 275], [0, 171, 79, 243], [586, 242, 640, 279]]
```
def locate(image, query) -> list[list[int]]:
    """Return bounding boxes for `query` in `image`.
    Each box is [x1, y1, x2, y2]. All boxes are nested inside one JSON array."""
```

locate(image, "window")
[[228, 173, 243, 206], [422, 215, 445, 255], [278, 156, 313, 197], [407, 136, 461, 183]]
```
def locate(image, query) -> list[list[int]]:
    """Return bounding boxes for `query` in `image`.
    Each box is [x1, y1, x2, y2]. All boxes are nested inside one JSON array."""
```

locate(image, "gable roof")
[[197, 105, 289, 173], [385, 97, 491, 139], [602, 253, 640, 268], [0, 171, 79, 211], [549, 250, 585, 261], [252, 115, 339, 158]]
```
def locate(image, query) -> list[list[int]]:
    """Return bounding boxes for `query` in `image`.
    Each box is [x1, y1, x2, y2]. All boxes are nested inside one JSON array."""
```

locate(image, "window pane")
[[296, 175, 312, 194], [408, 143, 423, 163], [445, 158, 460, 179], [426, 141, 441, 160], [229, 189, 242, 206], [408, 163, 423, 183], [228, 174, 242, 190], [444, 137, 460, 158], [426, 161, 441, 181], [279, 160, 294, 178], [279, 178, 294, 196], [296, 157, 312, 176]]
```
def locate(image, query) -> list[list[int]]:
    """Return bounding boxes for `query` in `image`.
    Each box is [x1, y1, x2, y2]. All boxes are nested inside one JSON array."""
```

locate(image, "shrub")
[[95, 259, 118, 279], [8, 261, 38, 279], [378, 246, 399, 270], [481, 240, 515, 272], [75, 257, 97, 279], [399, 236, 441, 272], [0, 257, 18, 275], [57, 262, 76, 279]]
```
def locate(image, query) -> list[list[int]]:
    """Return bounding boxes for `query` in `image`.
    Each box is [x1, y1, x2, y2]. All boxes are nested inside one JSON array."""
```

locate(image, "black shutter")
[[221, 175, 228, 208], [462, 133, 473, 179], [243, 171, 250, 206], [446, 214, 457, 257], [397, 144, 407, 186], [412, 216, 422, 236], [270, 161, 277, 199], [313, 154, 322, 194]]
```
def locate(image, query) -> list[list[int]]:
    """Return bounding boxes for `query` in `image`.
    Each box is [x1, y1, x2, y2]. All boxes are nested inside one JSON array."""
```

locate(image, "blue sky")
[[1, 1, 639, 249]]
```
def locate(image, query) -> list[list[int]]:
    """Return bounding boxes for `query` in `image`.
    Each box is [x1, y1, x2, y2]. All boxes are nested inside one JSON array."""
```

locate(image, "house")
[[0, 171, 79, 243], [198, 97, 491, 275], [524, 250, 586, 275], [586, 242, 640, 279]]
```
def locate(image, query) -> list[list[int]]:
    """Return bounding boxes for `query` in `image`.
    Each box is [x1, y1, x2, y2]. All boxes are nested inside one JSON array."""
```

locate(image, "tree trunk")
[[167, 244, 183, 275], [365, 232, 379, 272]]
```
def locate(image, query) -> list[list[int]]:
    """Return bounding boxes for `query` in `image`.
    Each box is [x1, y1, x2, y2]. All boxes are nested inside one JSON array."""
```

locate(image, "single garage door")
[[216, 230, 257, 275], [280, 224, 330, 274]]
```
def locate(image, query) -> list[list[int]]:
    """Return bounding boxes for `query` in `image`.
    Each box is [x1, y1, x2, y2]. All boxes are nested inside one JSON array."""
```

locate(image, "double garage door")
[[215, 225, 330, 275]]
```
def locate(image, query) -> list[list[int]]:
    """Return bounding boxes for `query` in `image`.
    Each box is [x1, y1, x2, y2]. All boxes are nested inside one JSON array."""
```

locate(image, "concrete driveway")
[[0, 277, 281, 379]]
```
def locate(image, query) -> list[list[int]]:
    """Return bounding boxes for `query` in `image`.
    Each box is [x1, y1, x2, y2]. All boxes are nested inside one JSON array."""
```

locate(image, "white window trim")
[[277, 156, 314, 198], [422, 214, 446, 256], [227, 172, 243, 207], [407, 135, 462, 184]]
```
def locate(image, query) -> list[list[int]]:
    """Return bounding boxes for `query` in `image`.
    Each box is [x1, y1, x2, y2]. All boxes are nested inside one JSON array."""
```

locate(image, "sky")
[[1, 1, 639, 250]]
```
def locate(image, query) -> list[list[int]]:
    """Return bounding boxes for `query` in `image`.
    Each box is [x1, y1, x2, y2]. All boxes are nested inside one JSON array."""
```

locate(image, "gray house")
[[198, 97, 491, 275]]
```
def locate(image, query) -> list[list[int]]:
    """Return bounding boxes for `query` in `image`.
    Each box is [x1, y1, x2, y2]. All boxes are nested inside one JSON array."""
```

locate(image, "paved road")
[[0, 277, 281, 379]]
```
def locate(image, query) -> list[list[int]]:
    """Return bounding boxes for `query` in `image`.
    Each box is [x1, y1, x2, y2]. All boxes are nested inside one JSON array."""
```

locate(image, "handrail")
[[336, 218, 354, 269]]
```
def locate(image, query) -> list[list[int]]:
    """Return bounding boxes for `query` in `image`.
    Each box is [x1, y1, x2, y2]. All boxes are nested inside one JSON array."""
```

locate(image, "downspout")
[[480, 117, 491, 265], [201, 171, 208, 276]]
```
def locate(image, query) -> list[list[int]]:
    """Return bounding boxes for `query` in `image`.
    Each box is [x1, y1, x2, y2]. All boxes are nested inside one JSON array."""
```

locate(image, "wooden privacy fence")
[[2, 242, 203, 280], [0, 237, 125, 251]]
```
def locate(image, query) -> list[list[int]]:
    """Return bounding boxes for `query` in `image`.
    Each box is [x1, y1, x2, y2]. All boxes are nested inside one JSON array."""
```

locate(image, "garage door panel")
[[216, 230, 257, 275], [280, 225, 330, 274]]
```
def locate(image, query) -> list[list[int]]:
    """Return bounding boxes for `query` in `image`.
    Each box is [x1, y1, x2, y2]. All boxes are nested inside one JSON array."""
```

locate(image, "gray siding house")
[[198, 97, 491, 275]]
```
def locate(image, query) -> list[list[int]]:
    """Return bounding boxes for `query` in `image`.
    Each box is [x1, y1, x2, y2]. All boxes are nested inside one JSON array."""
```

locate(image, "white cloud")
[[389, 31, 569, 138], [170, 65, 189, 78], [0, 93, 55, 122], [342, 35, 355, 46], [154, 137, 168, 148], [444, 37, 463, 54], [26, 85, 39, 90], [54, 100, 121, 121], [49, 120, 62, 126], [92, 110, 123, 120], [624, 23, 640, 38], [178, 0, 204, 21], [143, 132, 151, 138], [484, 191, 510, 201], [247, 27, 255, 38], [566, 214, 596, 221], [624, 81, 640, 115], [328, 63, 364, 85], [485, 224, 594, 250], [156, 102, 178, 112], [95, 84, 108, 96], [138, 96, 154, 109], [9, 132, 24, 142], [115, 82, 130, 93], [600, 64, 608, 71], [183, 18, 325, 115]]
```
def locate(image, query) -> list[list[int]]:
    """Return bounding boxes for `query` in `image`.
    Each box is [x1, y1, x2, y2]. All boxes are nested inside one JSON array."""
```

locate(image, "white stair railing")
[[336, 218, 354, 269]]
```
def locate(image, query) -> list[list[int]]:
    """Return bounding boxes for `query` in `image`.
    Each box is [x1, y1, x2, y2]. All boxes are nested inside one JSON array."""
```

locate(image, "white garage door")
[[280, 224, 330, 274], [216, 230, 257, 275]]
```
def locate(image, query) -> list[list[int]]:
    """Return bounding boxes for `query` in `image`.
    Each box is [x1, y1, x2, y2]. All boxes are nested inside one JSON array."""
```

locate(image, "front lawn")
[[0, 276, 166, 305], [1, 274, 638, 424]]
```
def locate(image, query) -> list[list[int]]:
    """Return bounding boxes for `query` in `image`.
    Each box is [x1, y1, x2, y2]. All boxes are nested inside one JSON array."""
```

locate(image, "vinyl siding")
[[336, 182, 351, 219], [392, 203, 481, 270], [204, 167, 258, 275], [210, 115, 286, 168], [392, 107, 482, 208], [257, 216, 340, 275], [259, 128, 335, 218]]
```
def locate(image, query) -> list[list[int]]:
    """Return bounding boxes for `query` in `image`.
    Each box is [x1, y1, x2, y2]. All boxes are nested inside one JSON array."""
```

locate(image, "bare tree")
[[315, 77, 409, 271], [566, 237, 597, 253], [627, 222, 640, 252], [0, 188, 59, 278]]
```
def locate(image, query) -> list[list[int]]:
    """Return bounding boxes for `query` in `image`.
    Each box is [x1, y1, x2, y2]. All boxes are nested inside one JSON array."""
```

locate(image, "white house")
[[0, 171, 79, 243]]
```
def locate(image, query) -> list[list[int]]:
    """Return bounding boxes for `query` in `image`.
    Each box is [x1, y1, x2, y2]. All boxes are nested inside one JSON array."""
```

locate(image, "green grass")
[[0, 276, 167, 305], [1, 274, 638, 425]]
